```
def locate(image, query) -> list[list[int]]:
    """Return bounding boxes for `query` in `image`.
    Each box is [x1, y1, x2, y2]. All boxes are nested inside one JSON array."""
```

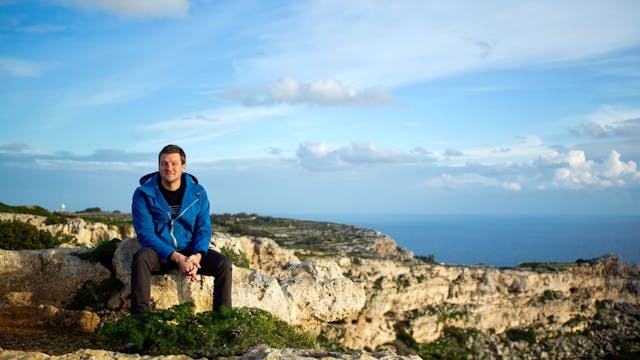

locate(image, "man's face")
[[159, 153, 186, 185]]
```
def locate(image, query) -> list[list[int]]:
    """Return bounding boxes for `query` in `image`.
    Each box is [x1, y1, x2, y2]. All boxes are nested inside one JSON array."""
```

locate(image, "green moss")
[[94, 302, 318, 357], [0, 219, 74, 250], [505, 328, 537, 345], [219, 245, 250, 269], [373, 277, 384, 291]]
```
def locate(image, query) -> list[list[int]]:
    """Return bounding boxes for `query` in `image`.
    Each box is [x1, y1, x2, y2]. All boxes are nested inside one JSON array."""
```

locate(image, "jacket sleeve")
[[132, 188, 176, 262], [191, 189, 212, 255]]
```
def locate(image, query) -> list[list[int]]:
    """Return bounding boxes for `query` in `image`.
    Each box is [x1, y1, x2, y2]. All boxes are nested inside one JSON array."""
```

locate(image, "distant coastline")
[[288, 213, 640, 267]]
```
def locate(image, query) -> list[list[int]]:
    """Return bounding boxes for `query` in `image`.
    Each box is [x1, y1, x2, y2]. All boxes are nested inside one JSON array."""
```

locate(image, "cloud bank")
[[223, 77, 394, 107]]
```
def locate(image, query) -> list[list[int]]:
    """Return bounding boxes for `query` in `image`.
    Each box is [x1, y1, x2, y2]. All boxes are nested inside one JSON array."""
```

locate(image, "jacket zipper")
[[168, 198, 200, 249]]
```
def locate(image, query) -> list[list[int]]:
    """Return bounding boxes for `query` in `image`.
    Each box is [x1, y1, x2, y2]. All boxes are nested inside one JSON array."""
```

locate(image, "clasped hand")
[[172, 253, 202, 282]]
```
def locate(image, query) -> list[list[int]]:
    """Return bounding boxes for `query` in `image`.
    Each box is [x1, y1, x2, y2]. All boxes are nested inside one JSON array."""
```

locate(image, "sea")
[[296, 214, 640, 267]]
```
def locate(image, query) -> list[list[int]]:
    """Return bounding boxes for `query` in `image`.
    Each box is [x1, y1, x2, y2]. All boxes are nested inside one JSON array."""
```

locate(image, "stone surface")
[[0, 248, 111, 307]]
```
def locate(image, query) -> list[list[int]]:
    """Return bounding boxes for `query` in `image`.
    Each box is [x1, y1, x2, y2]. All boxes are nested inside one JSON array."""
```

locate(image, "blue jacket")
[[132, 172, 212, 262]]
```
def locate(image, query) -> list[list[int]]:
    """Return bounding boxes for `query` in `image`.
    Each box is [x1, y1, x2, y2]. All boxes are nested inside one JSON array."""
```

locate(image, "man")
[[130, 144, 232, 313]]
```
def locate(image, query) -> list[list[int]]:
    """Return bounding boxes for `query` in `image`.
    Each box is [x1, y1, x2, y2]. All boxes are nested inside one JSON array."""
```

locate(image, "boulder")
[[0, 248, 111, 307]]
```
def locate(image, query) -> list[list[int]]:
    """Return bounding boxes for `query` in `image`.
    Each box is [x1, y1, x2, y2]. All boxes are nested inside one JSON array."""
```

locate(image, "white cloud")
[[139, 105, 294, 149], [57, 0, 189, 18], [296, 142, 434, 171], [0, 56, 41, 77], [539, 149, 640, 189], [223, 77, 393, 107]]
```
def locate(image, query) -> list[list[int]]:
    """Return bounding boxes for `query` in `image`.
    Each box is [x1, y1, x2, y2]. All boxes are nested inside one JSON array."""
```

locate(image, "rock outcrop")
[[0, 248, 110, 307]]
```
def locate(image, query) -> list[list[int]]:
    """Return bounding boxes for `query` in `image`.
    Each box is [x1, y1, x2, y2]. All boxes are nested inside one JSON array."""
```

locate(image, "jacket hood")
[[139, 171, 199, 185]]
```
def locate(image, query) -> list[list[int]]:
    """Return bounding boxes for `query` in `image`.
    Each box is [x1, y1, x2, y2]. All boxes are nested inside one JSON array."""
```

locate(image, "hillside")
[[0, 203, 639, 359]]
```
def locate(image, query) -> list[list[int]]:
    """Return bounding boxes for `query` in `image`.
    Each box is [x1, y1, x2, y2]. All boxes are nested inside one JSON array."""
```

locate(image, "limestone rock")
[[277, 260, 366, 324], [0, 248, 111, 307], [233, 234, 300, 274], [113, 238, 366, 329]]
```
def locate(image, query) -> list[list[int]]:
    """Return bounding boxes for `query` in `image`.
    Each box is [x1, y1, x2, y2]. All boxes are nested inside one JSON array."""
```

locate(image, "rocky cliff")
[[0, 211, 638, 359]]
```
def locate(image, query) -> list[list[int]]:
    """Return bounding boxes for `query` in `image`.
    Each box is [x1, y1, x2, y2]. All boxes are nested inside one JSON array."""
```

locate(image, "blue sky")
[[1, 0, 640, 216]]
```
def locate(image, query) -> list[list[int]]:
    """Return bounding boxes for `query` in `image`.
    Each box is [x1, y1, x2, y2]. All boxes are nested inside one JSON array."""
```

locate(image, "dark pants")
[[130, 247, 232, 314]]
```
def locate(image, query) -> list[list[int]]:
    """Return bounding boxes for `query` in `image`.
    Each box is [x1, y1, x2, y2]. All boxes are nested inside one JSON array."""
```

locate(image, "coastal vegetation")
[[94, 302, 317, 357]]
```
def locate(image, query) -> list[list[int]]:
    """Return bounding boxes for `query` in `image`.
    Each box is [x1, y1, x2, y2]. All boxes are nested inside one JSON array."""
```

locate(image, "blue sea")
[[300, 214, 640, 267]]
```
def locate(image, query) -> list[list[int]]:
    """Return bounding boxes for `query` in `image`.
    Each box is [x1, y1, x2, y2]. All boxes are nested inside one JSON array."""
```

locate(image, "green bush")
[[0, 219, 74, 250], [0, 202, 50, 216], [94, 302, 317, 357], [395, 324, 476, 360]]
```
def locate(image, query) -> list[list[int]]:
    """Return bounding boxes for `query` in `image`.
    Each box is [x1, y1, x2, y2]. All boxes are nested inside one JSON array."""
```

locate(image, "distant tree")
[[83, 207, 102, 213]]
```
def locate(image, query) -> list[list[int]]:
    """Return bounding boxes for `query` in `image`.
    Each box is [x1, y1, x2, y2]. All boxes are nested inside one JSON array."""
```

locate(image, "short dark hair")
[[159, 144, 186, 165]]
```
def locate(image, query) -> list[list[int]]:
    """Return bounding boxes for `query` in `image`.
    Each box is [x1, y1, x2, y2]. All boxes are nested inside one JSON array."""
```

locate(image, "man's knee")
[[132, 247, 159, 270]]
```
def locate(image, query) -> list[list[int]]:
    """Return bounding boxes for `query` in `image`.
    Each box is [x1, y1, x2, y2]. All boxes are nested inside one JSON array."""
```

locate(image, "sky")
[[1, 0, 640, 216]]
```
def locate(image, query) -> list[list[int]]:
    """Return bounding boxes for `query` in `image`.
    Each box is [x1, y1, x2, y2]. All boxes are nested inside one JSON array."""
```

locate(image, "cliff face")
[[336, 255, 639, 348], [0, 212, 638, 359]]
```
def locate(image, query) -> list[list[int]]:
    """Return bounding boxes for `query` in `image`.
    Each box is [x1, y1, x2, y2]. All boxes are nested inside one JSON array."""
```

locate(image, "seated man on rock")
[[130, 144, 232, 314]]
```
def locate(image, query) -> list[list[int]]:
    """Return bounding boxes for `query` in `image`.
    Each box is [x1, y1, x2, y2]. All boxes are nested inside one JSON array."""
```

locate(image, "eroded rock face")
[[337, 255, 640, 349], [0, 248, 111, 307]]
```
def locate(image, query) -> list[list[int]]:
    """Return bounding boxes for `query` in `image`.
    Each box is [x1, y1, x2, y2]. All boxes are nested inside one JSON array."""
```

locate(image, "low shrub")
[[505, 328, 537, 345], [0, 219, 74, 250], [94, 302, 317, 357], [66, 275, 124, 311]]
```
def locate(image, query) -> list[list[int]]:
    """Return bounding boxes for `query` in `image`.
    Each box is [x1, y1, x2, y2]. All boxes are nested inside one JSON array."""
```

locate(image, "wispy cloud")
[[139, 105, 294, 148], [55, 0, 189, 18], [0, 147, 154, 171], [0, 56, 41, 77], [0, 142, 29, 153], [222, 77, 393, 107], [239, 1, 640, 87], [427, 173, 522, 192]]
